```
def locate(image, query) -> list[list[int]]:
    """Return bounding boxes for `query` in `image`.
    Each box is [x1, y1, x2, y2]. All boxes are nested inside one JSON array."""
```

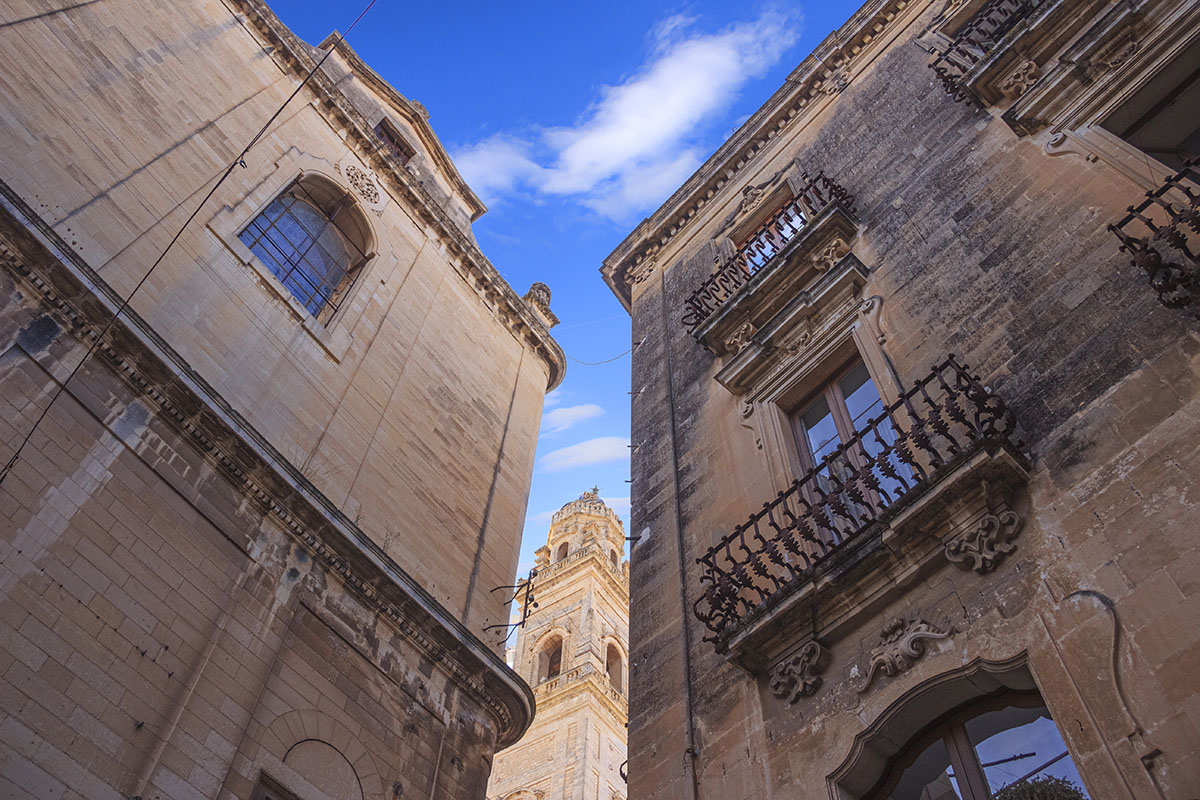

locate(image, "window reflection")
[[889, 737, 963, 800], [967, 705, 1088, 796]]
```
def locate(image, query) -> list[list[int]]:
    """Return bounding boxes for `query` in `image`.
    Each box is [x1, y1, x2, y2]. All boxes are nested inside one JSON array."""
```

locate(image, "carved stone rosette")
[[858, 616, 955, 693], [944, 510, 1022, 573], [768, 641, 831, 703]]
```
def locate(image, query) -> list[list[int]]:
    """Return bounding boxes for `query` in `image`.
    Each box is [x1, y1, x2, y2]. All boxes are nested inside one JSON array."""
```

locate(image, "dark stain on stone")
[[16, 314, 59, 353]]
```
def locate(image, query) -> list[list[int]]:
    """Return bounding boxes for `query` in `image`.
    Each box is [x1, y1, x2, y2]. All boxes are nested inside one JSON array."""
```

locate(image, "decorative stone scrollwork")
[[740, 183, 766, 214], [344, 164, 380, 203], [858, 616, 955, 693], [725, 321, 756, 353], [409, 99, 430, 120], [999, 57, 1040, 99], [738, 400, 763, 450], [768, 641, 830, 703], [811, 236, 851, 271], [944, 510, 1022, 573]]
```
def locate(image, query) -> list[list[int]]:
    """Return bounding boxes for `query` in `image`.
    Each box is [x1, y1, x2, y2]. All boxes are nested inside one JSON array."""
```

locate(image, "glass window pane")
[[888, 737, 963, 800], [238, 184, 360, 321], [840, 361, 883, 427], [966, 705, 1089, 798], [798, 394, 840, 464]]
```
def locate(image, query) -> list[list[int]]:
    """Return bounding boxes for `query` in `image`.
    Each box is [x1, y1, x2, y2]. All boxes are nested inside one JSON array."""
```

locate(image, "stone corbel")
[[999, 57, 1041, 100], [945, 509, 1023, 573], [941, 477, 1025, 573], [1044, 131, 1099, 163], [738, 399, 763, 450], [768, 640, 831, 703], [858, 295, 886, 345]]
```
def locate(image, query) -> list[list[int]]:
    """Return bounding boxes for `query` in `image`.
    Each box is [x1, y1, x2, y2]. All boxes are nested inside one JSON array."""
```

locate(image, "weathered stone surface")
[[603, 0, 1200, 797]]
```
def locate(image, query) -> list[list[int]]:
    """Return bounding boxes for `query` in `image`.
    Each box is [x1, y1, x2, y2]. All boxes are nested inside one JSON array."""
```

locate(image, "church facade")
[[0, 1, 562, 798], [486, 490, 629, 800], [603, 0, 1200, 797]]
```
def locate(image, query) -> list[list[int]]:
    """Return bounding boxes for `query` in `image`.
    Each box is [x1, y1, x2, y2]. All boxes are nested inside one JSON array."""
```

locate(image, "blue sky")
[[269, 0, 860, 625]]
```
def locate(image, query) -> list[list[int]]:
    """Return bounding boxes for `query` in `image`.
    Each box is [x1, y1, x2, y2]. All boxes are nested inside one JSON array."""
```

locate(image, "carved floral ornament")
[[944, 509, 1023, 573], [768, 640, 831, 703], [858, 616, 955, 693], [811, 236, 852, 271], [999, 57, 1040, 99], [344, 164, 380, 204]]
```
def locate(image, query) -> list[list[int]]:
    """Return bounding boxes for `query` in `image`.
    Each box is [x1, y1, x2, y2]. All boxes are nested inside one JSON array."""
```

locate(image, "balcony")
[[692, 357, 1028, 661], [682, 172, 857, 352], [930, 0, 1046, 102], [534, 662, 628, 713], [1108, 158, 1200, 316]]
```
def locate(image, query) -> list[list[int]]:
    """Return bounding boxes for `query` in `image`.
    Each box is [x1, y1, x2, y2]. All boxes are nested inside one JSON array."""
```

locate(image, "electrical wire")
[[0, 0, 379, 486], [566, 346, 633, 366]]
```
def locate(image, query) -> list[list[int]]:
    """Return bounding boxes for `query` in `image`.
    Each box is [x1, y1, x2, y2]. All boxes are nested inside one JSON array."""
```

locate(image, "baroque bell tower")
[[487, 489, 629, 800]]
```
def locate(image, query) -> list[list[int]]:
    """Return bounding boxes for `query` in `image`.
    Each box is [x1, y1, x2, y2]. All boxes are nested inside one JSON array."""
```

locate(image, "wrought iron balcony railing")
[[692, 356, 1019, 647], [930, 0, 1043, 101], [681, 172, 855, 330], [1108, 158, 1200, 316]]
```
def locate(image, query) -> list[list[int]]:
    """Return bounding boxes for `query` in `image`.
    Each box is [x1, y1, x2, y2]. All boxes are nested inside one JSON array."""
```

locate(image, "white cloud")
[[543, 388, 566, 409], [528, 509, 556, 526], [539, 436, 629, 472], [454, 9, 801, 220], [541, 403, 605, 435]]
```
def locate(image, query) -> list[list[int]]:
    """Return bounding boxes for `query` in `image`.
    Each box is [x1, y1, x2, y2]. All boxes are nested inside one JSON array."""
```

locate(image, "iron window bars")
[[692, 356, 1019, 649], [930, 0, 1044, 101], [1109, 157, 1200, 316], [238, 179, 369, 324], [681, 171, 856, 330]]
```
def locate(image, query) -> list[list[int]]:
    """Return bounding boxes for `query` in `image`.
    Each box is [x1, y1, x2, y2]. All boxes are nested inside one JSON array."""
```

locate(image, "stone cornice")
[[0, 184, 534, 748], [314, 31, 488, 222], [600, 0, 917, 310], [226, 0, 565, 391]]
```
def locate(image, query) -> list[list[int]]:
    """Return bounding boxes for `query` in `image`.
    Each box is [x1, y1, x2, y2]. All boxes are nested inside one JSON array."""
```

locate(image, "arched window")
[[239, 175, 372, 323], [537, 635, 563, 683], [555, 542, 569, 562], [868, 692, 1088, 799], [605, 643, 624, 693], [610, 549, 619, 569]]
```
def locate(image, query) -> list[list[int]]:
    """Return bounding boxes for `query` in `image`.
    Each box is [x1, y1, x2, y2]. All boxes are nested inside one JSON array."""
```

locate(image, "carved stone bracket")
[[768, 640, 831, 703], [999, 57, 1040, 99], [858, 616, 955, 693], [945, 510, 1023, 572], [811, 236, 851, 271], [725, 320, 756, 353]]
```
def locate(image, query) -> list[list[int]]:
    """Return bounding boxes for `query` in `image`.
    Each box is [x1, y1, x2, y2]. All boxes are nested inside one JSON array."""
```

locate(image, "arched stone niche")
[[283, 739, 364, 800]]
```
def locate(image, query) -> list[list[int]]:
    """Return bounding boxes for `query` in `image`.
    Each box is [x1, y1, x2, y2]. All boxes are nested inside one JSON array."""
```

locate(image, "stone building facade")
[[602, 0, 1200, 798], [0, 1, 563, 799], [487, 490, 629, 800]]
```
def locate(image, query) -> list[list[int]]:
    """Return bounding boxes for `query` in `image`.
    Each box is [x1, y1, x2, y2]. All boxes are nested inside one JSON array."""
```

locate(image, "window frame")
[[374, 118, 416, 166], [237, 177, 371, 326], [868, 690, 1084, 800]]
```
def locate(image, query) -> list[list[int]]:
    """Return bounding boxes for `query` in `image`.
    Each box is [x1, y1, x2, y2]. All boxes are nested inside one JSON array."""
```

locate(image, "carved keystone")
[[857, 616, 955, 694]]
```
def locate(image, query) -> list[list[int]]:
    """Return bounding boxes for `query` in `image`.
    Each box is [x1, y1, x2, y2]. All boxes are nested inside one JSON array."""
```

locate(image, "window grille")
[[238, 178, 370, 323]]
